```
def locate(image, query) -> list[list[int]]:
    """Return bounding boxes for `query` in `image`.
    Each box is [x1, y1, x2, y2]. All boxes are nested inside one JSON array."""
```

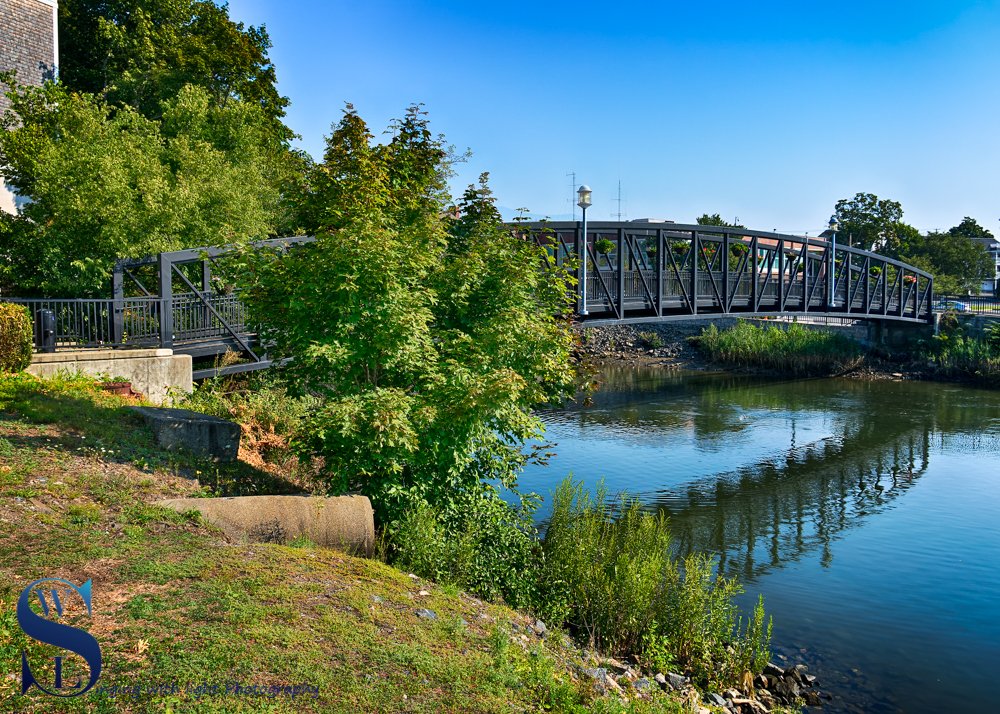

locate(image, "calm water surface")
[[520, 367, 1000, 714]]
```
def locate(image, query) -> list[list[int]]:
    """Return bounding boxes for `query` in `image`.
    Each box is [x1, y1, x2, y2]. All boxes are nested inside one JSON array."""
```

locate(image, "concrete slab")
[[129, 406, 240, 461], [156, 495, 376, 556]]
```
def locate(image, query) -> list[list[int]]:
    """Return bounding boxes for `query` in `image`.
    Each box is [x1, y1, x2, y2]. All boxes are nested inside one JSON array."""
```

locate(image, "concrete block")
[[156, 495, 376, 556], [129, 406, 240, 461], [27, 349, 192, 404]]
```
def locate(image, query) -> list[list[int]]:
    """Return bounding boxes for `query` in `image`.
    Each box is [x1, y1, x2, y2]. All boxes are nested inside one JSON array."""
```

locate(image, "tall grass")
[[695, 320, 864, 376], [540, 480, 772, 689], [926, 323, 1000, 385], [389, 478, 772, 689]]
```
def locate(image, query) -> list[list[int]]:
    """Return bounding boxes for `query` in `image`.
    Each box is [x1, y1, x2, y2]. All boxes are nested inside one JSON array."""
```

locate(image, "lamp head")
[[577, 185, 592, 210], [828, 215, 839, 232]]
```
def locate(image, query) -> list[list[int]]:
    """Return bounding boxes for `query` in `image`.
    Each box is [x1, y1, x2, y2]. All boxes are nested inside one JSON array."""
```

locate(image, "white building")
[[973, 236, 1000, 294]]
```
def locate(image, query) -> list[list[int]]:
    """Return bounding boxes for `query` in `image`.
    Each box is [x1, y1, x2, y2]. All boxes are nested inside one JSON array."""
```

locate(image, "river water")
[[519, 367, 1000, 713]]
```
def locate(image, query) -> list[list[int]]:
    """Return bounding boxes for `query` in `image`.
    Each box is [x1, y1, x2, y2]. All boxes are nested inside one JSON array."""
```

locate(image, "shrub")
[[595, 238, 616, 255], [180, 373, 319, 477], [644, 557, 771, 689], [389, 488, 541, 610], [0, 303, 33, 373], [638, 331, 664, 349]]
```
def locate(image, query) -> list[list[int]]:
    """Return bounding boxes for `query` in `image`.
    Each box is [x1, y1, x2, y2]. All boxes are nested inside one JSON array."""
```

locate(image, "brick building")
[[0, 0, 58, 213]]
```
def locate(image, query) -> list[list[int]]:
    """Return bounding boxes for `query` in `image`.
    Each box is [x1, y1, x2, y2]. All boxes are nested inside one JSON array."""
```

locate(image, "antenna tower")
[[567, 171, 577, 221]]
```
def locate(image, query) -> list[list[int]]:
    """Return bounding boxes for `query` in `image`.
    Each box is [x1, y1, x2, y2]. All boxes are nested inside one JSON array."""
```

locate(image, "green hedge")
[[0, 303, 33, 373]]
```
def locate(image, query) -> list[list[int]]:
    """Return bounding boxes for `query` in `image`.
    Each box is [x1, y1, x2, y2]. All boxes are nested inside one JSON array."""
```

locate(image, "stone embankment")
[[493, 612, 828, 712], [578, 319, 737, 368]]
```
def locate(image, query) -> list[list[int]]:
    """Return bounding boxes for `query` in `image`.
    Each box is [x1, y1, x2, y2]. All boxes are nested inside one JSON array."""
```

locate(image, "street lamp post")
[[828, 215, 839, 309], [577, 185, 592, 316]]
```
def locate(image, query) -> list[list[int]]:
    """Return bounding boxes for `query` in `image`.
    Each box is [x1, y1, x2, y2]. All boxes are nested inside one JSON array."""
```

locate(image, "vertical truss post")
[[864, 259, 871, 314], [691, 231, 699, 315], [617, 228, 625, 319], [722, 229, 730, 313], [881, 263, 888, 315], [158, 252, 173, 349], [112, 263, 124, 345], [201, 259, 212, 336], [751, 236, 759, 311], [846, 249, 853, 313], [656, 229, 664, 317], [802, 236, 809, 312], [778, 239, 786, 312]]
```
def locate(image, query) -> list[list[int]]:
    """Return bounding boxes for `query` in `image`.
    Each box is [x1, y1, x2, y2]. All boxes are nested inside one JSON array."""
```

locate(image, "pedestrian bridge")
[[515, 221, 934, 324]]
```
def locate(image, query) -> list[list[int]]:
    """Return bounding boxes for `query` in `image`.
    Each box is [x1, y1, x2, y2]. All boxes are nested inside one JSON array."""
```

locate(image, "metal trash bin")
[[35, 309, 56, 353]]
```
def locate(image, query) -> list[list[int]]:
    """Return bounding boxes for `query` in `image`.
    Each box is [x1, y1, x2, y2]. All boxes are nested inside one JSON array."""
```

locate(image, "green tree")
[[241, 108, 576, 532], [696, 213, 744, 228], [898, 228, 992, 295], [0, 81, 284, 295], [947, 216, 994, 242], [58, 0, 290, 141], [833, 192, 906, 253]]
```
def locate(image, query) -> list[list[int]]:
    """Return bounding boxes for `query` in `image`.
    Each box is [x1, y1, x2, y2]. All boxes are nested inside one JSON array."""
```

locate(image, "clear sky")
[[231, 1, 1000, 235]]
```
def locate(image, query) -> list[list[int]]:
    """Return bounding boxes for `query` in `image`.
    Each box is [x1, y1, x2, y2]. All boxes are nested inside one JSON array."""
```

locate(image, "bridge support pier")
[[865, 320, 932, 349], [26, 349, 193, 405]]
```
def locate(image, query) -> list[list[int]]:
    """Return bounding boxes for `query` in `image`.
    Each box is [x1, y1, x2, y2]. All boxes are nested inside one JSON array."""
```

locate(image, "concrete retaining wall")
[[27, 349, 193, 404]]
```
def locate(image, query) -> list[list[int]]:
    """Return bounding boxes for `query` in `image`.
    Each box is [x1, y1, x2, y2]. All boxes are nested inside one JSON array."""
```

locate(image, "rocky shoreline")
[[575, 320, 940, 383], [502, 614, 828, 713]]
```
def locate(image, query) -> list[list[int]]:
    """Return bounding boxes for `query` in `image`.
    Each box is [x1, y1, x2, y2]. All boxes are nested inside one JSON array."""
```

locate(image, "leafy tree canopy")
[[0, 81, 286, 296], [696, 213, 744, 229], [58, 0, 291, 142], [241, 107, 577, 531], [947, 216, 994, 242], [898, 228, 993, 295], [833, 192, 906, 253]]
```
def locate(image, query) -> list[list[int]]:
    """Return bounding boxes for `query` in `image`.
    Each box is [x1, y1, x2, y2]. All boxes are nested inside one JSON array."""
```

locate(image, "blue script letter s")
[[17, 578, 102, 697]]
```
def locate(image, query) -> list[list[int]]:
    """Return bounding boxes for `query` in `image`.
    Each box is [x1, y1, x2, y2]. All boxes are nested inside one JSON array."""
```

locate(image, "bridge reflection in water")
[[532, 368, 984, 581]]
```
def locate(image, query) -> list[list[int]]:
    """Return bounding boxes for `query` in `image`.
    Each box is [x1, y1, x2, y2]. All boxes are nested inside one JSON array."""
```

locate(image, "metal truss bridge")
[[516, 221, 934, 325]]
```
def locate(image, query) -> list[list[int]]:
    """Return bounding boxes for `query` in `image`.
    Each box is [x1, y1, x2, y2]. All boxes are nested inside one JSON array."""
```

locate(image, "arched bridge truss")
[[517, 222, 934, 324]]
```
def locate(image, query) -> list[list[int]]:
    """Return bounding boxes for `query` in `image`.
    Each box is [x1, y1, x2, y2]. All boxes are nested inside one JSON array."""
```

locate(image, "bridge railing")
[[2, 293, 250, 351], [517, 221, 934, 323], [2, 297, 161, 350]]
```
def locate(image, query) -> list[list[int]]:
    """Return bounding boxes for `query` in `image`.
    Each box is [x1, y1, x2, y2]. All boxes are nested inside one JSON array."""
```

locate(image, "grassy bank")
[[694, 321, 864, 376], [923, 320, 1000, 386], [0, 374, 794, 713]]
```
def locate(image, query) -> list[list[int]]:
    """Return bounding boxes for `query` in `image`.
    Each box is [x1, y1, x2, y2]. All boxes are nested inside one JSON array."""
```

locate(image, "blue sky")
[[232, 1, 1000, 234]]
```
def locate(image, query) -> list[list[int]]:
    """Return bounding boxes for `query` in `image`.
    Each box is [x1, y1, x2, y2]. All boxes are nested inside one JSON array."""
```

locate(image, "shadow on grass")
[[0, 374, 303, 497]]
